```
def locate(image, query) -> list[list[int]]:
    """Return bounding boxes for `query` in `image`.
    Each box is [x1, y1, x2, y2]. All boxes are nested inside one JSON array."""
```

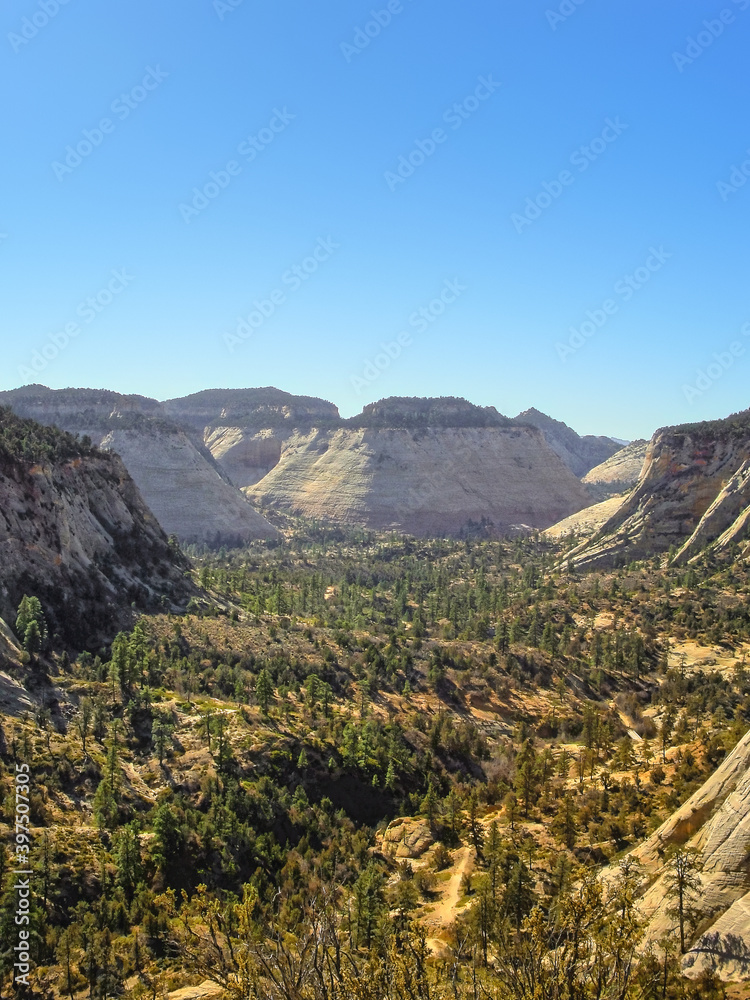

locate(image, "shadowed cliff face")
[[566, 412, 750, 569], [0, 424, 195, 647]]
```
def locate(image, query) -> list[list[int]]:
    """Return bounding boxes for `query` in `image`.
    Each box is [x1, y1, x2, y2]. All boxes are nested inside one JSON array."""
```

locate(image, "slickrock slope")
[[566, 411, 750, 569], [582, 439, 648, 501], [243, 398, 592, 535], [166, 387, 341, 488], [97, 428, 280, 545], [0, 409, 194, 646], [544, 496, 628, 539], [0, 385, 279, 545], [619, 728, 750, 980], [672, 458, 750, 566], [514, 407, 622, 477]]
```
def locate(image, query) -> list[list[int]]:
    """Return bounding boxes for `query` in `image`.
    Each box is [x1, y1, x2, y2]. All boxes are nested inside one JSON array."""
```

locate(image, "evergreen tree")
[[256, 668, 273, 715], [15, 595, 47, 646], [23, 619, 42, 657], [665, 847, 702, 953]]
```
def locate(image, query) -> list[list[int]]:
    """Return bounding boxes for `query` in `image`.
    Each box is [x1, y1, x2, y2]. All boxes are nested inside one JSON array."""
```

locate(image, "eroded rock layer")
[[0, 386, 280, 545], [567, 411, 750, 569], [0, 409, 194, 645], [242, 423, 592, 536]]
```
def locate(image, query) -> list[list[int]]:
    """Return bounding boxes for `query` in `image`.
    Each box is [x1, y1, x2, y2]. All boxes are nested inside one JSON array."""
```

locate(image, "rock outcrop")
[[0, 386, 280, 546], [1, 386, 618, 540], [544, 496, 629, 540], [243, 416, 592, 536], [672, 459, 750, 566], [514, 407, 622, 478], [566, 411, 750, 569], [582, 439, 648, 501], [0, 407, 194, 646], [620, 728, 750, 980]]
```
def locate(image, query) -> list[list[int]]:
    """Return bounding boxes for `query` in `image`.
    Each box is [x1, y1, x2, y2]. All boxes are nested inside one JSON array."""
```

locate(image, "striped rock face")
[[565, 412, 750, 569]]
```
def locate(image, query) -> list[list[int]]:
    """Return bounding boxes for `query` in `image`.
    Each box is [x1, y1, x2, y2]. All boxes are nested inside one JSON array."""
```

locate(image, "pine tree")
[[16, 595, 47, 646], [77, 698, 93, 755], [256, 668, 273, 715], [514, 740, 540, 817], [664, 847, 702, 953], [23, 620, 42, 657]]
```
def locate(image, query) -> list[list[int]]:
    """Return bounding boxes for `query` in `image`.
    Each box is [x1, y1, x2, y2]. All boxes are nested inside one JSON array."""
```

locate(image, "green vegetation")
[[1, 528, 747, 997], [0, 406, 96, 465]]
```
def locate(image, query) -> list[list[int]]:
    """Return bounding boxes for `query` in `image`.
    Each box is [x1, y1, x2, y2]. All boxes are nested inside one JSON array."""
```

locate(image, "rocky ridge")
[[0, 386, 621, 540], [514, 407, 622, 478], [0, 386, 280, 546], [565, 411, 750, 569], [0, 408, 194, 646]]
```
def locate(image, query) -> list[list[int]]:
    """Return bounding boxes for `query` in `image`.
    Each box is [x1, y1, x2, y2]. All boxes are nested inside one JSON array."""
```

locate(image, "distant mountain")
[[514, 408, 622, 478], [0, 407, 194, 646], [351, 396, 512, 429], [1, 386, 627, 540], [582, 439, 649, 501], [241, 397, 592, 536], [163, 386, 340, 431], [0, 385, 280, 546], [566, 409, 750, 569]]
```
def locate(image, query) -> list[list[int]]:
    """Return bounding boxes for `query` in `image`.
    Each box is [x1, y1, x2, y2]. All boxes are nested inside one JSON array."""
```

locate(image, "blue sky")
[[1, 0, 748, 439]]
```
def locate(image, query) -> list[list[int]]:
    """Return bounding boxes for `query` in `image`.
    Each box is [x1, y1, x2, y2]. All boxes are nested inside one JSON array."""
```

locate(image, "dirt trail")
[[425, 844, 474, 954]]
